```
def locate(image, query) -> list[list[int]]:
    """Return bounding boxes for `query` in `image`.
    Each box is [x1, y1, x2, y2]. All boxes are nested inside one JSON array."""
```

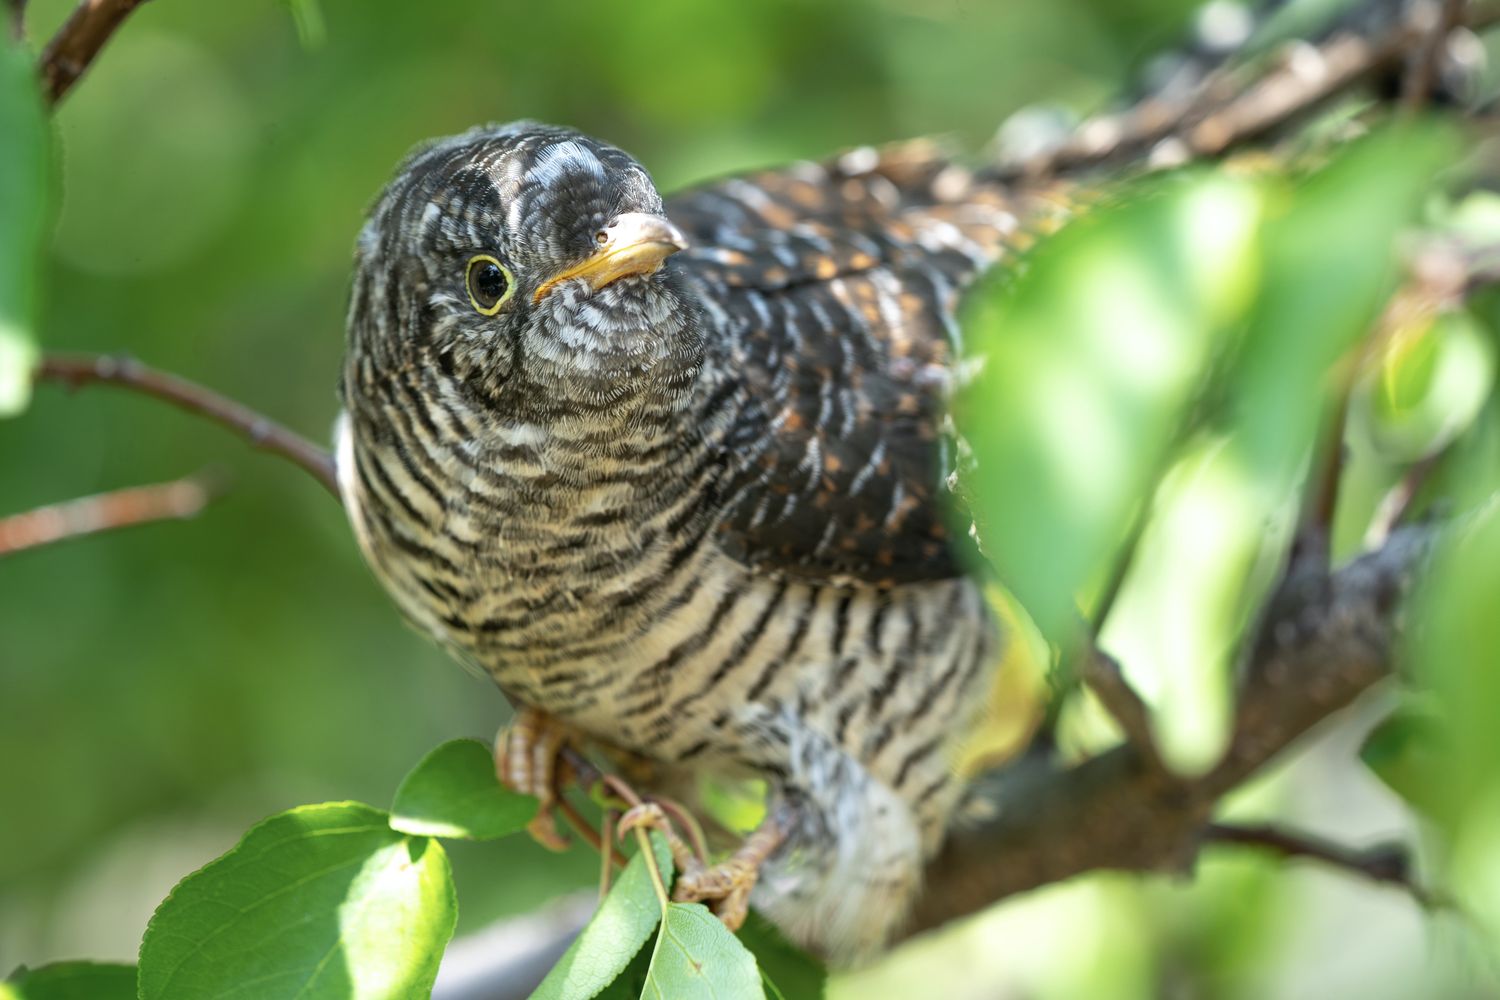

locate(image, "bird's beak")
[[532, 213, 688, 304]]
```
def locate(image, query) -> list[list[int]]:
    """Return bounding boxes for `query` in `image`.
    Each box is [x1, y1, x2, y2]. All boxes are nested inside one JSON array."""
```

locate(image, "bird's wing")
[[665, 142, 1048, 585]]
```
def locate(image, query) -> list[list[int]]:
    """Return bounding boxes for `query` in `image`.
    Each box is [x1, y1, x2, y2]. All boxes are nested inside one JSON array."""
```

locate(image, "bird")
[[335, 120, 1039, 965]]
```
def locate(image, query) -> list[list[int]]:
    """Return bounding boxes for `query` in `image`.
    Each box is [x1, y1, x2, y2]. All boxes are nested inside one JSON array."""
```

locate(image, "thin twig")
[[1089, 495, 1154, 634], [7, 0, 25, 42], [38, 0, 150, 105], [34, 353, 339, 498], [1369, 448, 1448, 545], [0, 470, 226, 557], [599, 809, 617, 899], [1294, 388, 1353, 567], [1089, 427, 1192, 634], [1202, 822, 1451, 910], [1082, 643, 1163, 773], [555, 795, 626, 869]]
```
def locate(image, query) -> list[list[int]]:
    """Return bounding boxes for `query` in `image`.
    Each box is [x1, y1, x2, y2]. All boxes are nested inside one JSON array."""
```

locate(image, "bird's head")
[[344, 122, 701, 421]]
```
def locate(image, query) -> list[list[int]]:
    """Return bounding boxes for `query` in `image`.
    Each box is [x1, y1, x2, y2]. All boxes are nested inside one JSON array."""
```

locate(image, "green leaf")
[[1100, 436, 1279, 773], [281, 0, 327, 50], [1230, 124, 1458, 492], [955, 170, 1264, 641], [1093, 125, 1457, 774], [1360, 697, 1450, 818], [0, 35, 51, 417], [641, 903, 765, 1000], [1405, 496, 1500, 948], [1379, 319, 1442, 416], [1358, 309, 1496, 462], [1409, 502, 1500, 824], [390, 738, 538, 840], [737, 911, 826, 999], [138, 802, 455, 1000], [530, 833, 675, 1000], [588, 946, 653, 1000], [0, 963, 136, 1000]]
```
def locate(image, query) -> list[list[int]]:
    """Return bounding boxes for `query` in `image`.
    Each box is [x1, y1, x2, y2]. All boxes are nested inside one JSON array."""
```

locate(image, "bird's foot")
[[493, 707, 575, 851], [617, 801, 705, 875], [618, 800, 789, 932]]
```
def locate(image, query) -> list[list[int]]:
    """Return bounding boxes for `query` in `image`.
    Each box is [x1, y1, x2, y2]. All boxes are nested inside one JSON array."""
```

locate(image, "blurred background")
[[2, 0, 1496, 996]]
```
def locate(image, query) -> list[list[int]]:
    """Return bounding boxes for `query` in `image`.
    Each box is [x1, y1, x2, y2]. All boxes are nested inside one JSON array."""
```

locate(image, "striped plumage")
[[337, 122, 1032, 962]]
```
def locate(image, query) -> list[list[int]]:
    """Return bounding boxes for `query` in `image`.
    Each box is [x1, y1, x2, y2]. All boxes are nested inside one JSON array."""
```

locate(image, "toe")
[[527, 808, 570, 852]]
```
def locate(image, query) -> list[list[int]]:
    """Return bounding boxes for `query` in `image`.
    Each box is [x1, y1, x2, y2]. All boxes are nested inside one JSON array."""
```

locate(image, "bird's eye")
[[465, 255, 514, 315]]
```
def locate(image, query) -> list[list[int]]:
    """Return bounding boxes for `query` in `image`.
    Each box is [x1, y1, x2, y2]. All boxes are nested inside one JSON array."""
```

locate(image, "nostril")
[[595, 229, 610, 245]]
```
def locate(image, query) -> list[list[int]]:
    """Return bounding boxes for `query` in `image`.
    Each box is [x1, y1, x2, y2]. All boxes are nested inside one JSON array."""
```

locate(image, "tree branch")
[[34, 353, 339, 498], [39, 0, 150, 105], [0, 470, 225, 557], [1201, 822, 1448, 909], [1081, 642, 1164, 773], [1403, 0, 1468, 110], [901, 525, 1435, 939], [997, 0, 1500, 180]]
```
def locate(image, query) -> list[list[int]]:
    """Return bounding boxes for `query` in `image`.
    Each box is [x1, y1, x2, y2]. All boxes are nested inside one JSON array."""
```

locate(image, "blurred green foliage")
[[959, 125, 1457, 772], [3, 0, 1500, 997], [0, 34, 48, 415]]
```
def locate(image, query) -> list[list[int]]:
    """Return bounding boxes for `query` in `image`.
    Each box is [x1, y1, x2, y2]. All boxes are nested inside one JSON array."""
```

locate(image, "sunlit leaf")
[[531, 833, 675, 1000], [1357, 309, 1496, 462], [1227, 123, 1458, 493], [390, 738, 538, 840], [641, 903, 764, 1000], [0, 36, 51, 417], [1379, 317, 1442, 415], [1407, 503, 1500, 819], [956, 170, 1264, 640], [0, 963, 135, 1000], [138, 802, 455, 1000], [1406, 498, 1500, 945], [1102, 438, 1269, 772], [1096, 124, 1457, 773]]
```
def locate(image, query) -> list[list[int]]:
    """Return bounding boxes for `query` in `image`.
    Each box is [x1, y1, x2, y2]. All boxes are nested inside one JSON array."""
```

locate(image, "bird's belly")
[[457, 547, 997, 827], [338, 413, 995, 828]]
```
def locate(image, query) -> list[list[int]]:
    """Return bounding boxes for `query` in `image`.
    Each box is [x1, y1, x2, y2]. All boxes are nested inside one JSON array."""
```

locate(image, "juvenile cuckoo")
[[337, 122, 1033, 963]]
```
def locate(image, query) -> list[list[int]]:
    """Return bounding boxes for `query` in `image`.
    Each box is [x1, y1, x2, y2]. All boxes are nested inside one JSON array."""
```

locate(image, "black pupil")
[[473, 262, 507, 305]]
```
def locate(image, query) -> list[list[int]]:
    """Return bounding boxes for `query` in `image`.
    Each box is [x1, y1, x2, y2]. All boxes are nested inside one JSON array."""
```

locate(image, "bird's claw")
[[618, 799, 786, 932], [674, 857, 760, 931], [494, 707, 574, 851], [617, 801, 704, 875]]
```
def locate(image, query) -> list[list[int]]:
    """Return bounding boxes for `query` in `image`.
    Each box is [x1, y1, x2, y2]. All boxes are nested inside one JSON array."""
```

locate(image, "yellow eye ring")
[[466, 255, 515, 315]]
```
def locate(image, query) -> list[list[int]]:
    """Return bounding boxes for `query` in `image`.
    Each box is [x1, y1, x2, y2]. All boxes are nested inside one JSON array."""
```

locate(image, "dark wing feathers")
[[667, 142, 1026, 585]]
